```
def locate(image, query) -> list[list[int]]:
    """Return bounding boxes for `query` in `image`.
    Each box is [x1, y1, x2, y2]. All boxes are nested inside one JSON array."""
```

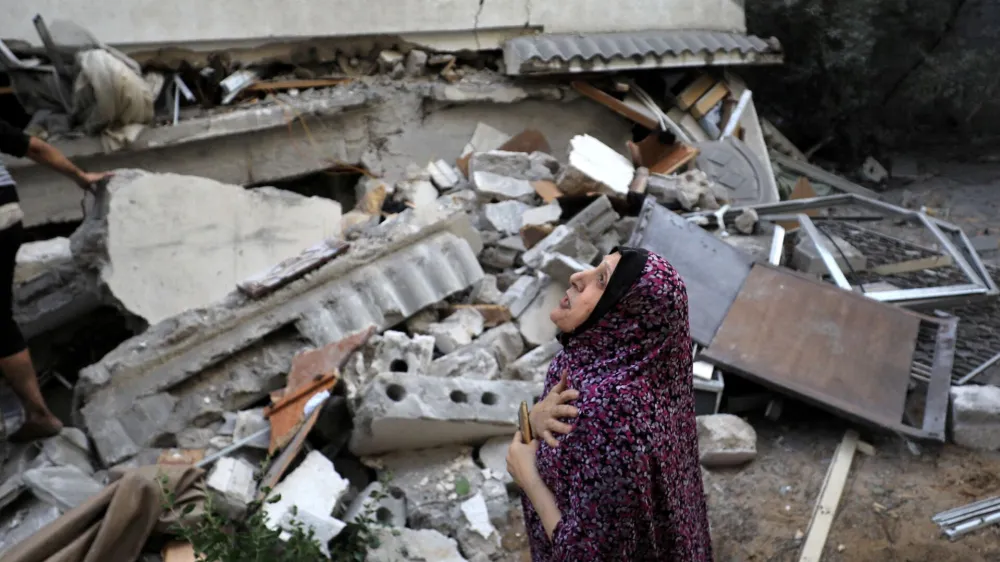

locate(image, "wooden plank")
[[531, 180, 561, 204], [257, 402, 324, 497], [651, 144, 699, 175], [690, 82, 731, 120], [770, 151, 882, 199], [869, 254, 953, 276], [571, 81, 659, 130], [922, 316, 957, 440], [246, 78, 351, 92], [238, 240, 350, 298], [265, 372, 338, 453], [667, 107, 711, 143], [702, 265, 919, 431], [798, 430, 859, 562], [676, 74, 717, 111], [449, 304, 512, 327], [163, 541, 197, 562]]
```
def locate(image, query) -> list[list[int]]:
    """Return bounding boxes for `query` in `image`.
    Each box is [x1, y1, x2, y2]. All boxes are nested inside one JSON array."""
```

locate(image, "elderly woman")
[[507, 247, 712, 561]]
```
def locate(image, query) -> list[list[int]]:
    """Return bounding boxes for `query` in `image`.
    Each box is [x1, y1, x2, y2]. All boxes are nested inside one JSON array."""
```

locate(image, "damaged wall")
[[745, 0, 1000, 157], [6, 76, 632, 227], [1, 1, 746, 53]]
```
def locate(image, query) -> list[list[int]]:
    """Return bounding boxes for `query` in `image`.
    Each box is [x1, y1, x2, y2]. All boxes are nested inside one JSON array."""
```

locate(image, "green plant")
[[328, 473, 394, 562]]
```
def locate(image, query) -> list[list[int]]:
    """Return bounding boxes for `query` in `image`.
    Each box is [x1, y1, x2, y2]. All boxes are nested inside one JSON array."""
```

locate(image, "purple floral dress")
[[523, 252, 713, 561]]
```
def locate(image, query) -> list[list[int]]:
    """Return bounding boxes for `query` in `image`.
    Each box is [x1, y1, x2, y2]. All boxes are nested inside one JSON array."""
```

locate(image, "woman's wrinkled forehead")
[[599, 252, 622, 278]]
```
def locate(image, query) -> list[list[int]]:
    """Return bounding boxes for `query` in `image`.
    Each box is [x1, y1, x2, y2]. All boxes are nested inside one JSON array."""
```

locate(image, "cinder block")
[[521, 225, 599, 269], [951, 385, 1000, 451], [426, 309, 485, 354], [350, 373, 541, 456]]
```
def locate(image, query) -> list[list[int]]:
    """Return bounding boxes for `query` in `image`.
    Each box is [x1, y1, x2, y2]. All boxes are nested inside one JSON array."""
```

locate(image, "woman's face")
[[550, 252, 621, 333]]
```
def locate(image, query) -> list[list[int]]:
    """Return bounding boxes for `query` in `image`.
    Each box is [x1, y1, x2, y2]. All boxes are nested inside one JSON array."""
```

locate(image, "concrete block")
[[565, 195, 618, 238], [368, 528, 467, 562], [405, 49, 429, 76], [522, 202, 562, 228], [426, 309, 485, 354], [498, 275, 542, 318], [473, 322, 525, 369], [79, 211, 484, 467], [503, 339, 561, 382], [0, 499, 61, 555], [276, 508, 344, 557], [595, 228, 622, 258], [792, 233, 867, 276], [697, 414, 757, 468], [38, 428, 93, 476], [350, 373, 541, 456], [458, 492, 501, 557], [615, 217, 638, 243], [472, 172, 535, 202], [343, 331, 436, 397], [75, 170, 343, 325], [367, 446, 484, 534], [233, 408, 271, 450], [470, 274, 502, 305], [951, 385, 1000, 451], [22, 465, 103, 512], [264, 450, 348, 544], [477, 436, 512, 484], [557, 135, 634, 196], [429, 346, 500, 380], [428, 159, 461, 190], [207, 457, 257, 516], [461, 123, 511, 158], [519, 279, 565, 348], [397, 179, 439, 208], [483, 200, 532, 234], [521, 225, 599, 269], [405, 308, 439, 335], [468, 150, 559, 183], [540, 253, 589, 284], [15, 237, 71, 285], [343, 481, 406, 527]]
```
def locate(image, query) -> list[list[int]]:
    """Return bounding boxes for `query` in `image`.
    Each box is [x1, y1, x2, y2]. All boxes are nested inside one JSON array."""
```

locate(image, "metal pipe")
[[865, 284, 987, 303], [917, 213, 982, 288], [195, 427, 269, 469], [957, 350, 1000, 385], [768, 225, 785, 266], [938, 503, 1000, 526], [797, 214, 852, 290], [944, 510, 1000, 540], [933, 496, 1000, 522]]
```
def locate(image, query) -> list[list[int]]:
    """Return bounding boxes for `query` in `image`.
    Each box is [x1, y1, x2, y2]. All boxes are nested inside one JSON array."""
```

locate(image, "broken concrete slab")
[[458, 491, 502, 558], [472, 172, 536, 202], [461, 123, 511, 159], [78, 211, 484, 467], [233, 408, 271, 450], [503, 339, 561, 381], [521, 225, 600, 269], [15, 238, 71, 285], [350, 373, 541, 456], [565, 195, 619, 239], [472, 322, 525, 369], [367, 527, 467, 562], [73, 170, 344, 325], [522, 202, 562, 228], [206, 456, 257, 517], [468, 150, 559, 183], [264, 450, 348, 552], [951, 385, 1000, 451], [343, 331, 436, 399], [22, 465, 104, 512], [429, 346, 501, 380], [470, 274, 503, 305], [343, 481, 406, 527], [0, 499, 61, 556], [498, 275, 542, 318], [697, 414, 757, 468], [37, 428, 94, 476], [425, 308, 485, 354], [428, 160, 462, 191], [557, 135, 634, 197], [477, 436, 512, 484], [14, 260, 101, 341], [518, 279, 564, 347], [540, 253, 589, 284], [483, 200, 532, 234], [792, 232, 867, 276]]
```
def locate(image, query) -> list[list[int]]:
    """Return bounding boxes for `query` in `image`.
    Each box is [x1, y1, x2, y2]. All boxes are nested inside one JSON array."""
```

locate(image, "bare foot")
[[10, 412, 63, 442]]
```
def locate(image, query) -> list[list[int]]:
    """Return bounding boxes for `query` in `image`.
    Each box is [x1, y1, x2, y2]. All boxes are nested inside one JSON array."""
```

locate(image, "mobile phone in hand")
[[518, 401, 532, 443]]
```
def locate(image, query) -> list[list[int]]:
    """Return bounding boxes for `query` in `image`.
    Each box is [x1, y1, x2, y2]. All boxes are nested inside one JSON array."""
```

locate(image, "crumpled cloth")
[[72, 49, 155, 152]]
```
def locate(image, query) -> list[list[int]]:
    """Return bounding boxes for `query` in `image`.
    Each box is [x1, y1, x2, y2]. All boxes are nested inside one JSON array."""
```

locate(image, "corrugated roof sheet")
[[504, 30, 782, 75]]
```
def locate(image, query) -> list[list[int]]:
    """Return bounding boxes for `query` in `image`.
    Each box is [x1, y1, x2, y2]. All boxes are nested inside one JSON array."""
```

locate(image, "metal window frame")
[[695, 194, 998, 308]]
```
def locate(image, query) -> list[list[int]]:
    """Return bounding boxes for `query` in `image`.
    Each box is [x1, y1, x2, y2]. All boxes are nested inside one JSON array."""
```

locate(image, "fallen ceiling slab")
[[701, 263, 954, 441], [503, 30, 783, 76], [627, 198, 754, 346]]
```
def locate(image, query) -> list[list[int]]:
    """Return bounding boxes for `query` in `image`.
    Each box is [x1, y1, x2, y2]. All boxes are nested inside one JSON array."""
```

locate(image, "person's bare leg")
[[0, 348, 62, 440]]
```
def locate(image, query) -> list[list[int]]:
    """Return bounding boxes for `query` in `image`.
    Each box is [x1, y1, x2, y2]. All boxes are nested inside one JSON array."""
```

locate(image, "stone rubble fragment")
[[951, 385, 1000, 451], [518, 278, 565, 347], [22, 465, 104, 512], [470, 274, 503, 305], [565, 195, 618, 238], [477, 436, 512, 484], [37, 428, 94, 476], [472, 172, 536, 202], [425, 308, 486, 354], [264, 451, 348, 555], [540, 253, 589, 284], [791, 232, 867, 276], [483, 201, 532, 234], [734, 208, 759, 235], [15, 237, 71, 285], [233, 408, 271, 450], [405, 49, 429, 76], [473, 322, 525, 369], [428, 159, 461, 190], [469, 150, 559, 183], [343, 330, 436, 399], [350, 373, 541, 456], [499, 275, 542, 318], [521, 225, 599, 269], [429, 346, 501, 380], [367, 527, 467, 562], [697, 414, 758, 468], [503, 339, 561, 381], [557, 135, 634, 197], [206, 456, 257, 517], [522, 202, 562, 228], [343, 481, 407, 527], [461, 123, 510, 158], [397, 179, 440, 208]]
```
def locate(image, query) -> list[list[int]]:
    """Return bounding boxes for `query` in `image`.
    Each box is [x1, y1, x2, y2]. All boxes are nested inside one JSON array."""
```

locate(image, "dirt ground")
[[498, 154, 1000, 562]]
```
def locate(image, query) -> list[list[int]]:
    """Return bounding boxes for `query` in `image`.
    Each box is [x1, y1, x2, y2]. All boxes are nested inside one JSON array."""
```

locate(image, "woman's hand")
[[529, 371, 580, 447], [506, 431, 541, 489]]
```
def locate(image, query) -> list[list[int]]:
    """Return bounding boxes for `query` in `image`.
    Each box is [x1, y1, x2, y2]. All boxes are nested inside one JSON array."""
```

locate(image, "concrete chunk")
[[540, 253, 589, 284], [518, 279, 564, 347], [343, 331, 435, 397], [468, 150, 559, 182], [473, 322, 525, 369], [951, 385, 1000, 451], [521, 225, 600, 269], [368, 528, 467, 562], [426, 309, 485, 354], [38, 428, 94, 476], [557, 135, 634, 196], [792, 233, 867, 276], [498, 275, 542, 318], [264, 450, 348, 551], [343, 481, 406, 526], [483, 201, 532, 234], [15, 238, 71, 284], [350, 373, 541, 456], [565, 195, 618, 238], [74, 170, 343, 325], [470, 274, 502, 305], [429, 346, 500, 380], [397, 179, 440, 208], [461, 123, 510, 158], [22, 465, 103, 512], [233, 409, 271, 450], [504, 339, 561, 381], [206, 456, 257, 516], [697, 414, 757, 468], [478, 436, 512, 484], [79, 211, 483, 467], [522, 202, 562, 228], [428, 160, 461, 190], [472, 172, 536, 202]]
